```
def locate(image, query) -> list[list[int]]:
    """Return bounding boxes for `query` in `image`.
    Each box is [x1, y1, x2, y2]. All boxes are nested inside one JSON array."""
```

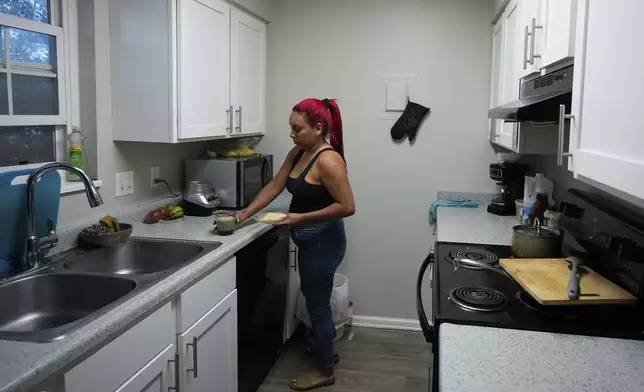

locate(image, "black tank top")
[[287, 148, 337, 213]]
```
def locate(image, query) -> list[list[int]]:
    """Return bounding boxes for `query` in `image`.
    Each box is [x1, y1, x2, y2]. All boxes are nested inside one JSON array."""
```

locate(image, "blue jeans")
[[291, 220, 346, 376]]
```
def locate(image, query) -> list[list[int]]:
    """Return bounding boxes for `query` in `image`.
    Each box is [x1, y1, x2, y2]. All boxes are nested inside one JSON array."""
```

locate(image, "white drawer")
[[176, 257, 236, 333], [64, 302, 173, 392]]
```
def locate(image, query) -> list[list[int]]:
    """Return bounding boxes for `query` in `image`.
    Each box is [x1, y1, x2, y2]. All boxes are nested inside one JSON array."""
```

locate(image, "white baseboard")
[[351, 315, 422, 332]]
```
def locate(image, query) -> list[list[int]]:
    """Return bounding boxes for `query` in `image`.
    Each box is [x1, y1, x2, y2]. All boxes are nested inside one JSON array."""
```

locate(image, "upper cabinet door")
[[523, 0, 542, 74], [498, 0, 523, 150], [501, 0, 523, 105], [569, 0, 644, 201], [540, 0, 576, 68], [489, 16, 505, 144], [230, 8, 266, 136], [178, 0, 231, 140]]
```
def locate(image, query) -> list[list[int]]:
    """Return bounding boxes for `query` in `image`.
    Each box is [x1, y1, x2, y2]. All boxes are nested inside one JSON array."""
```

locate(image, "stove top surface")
[[434, 242, 644, 340]]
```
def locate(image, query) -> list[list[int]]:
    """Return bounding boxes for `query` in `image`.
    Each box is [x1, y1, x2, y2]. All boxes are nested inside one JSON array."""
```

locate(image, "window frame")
[[0, 0, 88, 192], [0, 11, 67, 125]]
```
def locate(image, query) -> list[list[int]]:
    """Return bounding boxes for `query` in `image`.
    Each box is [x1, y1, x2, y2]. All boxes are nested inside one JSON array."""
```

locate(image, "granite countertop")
[[439, 323, 644, 392], [0, 194, 291, 392], [436, 207, 517, 245], [435, 192, 518, 246]]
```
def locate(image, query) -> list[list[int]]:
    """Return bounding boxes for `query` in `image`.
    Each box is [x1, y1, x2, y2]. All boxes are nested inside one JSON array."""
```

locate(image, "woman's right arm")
[[237, 147, 299, 222]]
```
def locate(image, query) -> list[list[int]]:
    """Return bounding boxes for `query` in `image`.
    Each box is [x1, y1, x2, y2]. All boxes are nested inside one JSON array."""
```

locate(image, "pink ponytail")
[[293, 98, 344, 158]]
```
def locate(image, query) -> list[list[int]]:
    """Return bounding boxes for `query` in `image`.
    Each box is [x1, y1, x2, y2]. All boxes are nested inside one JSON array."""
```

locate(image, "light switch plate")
[[115, 172, 126, 198], [125, 171, 134, 195], [115, 171, 134, 197], [385, 82, 408, 112], [380, 74, 417, 120]]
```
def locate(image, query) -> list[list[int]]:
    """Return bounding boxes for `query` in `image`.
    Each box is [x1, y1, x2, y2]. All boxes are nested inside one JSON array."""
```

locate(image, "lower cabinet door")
[[180, 289, 238, 392], [115, 344, 178, 392]]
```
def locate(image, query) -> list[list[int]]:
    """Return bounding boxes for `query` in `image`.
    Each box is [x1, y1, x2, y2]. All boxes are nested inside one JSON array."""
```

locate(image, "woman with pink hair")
[[235, 98, 355, 390]]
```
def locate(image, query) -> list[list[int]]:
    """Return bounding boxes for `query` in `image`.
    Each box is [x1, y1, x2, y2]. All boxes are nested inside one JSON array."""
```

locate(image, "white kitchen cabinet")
[[179, 290, 238, 392], [284, 240, 301, 341], [497, 0, 523, 150], [502, 0, 539, 82], [178, 0, 231, 140], [110, 0, 266, 143], [64, 303, 174, 392], [489, 16, 505, 145], [539, 0, 577, 69], [522, 0, 542, 74], [567, 0, 644, 201], [114, 344, 177, 392], [231, 7, 266, 136]]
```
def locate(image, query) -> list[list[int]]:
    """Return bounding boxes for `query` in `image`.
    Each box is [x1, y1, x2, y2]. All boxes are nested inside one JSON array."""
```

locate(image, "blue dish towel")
[[429, 199, 479, 225]]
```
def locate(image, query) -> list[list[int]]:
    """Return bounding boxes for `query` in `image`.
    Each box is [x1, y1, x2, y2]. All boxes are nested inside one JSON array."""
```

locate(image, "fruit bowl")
[[79, 223, 133, 247]]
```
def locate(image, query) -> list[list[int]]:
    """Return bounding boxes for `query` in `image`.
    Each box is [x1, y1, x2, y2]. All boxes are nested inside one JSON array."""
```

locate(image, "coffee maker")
[[487, 162, 530, 216]]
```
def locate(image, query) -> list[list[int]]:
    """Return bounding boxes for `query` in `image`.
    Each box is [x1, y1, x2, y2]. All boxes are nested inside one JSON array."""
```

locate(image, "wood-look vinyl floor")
[[259, 326, 433, 392]]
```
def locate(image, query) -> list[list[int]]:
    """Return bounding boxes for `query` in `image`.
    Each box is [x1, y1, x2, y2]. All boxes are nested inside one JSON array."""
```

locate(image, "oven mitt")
[[390, 101, 430, 141]]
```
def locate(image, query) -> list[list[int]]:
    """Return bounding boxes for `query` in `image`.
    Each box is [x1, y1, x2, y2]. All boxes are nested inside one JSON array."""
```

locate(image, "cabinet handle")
[[239, 106, 243, 133], [168, 352, 180, 392], [523, 25, 529, 70], [558, 104, 574, 166], [186, 336, 198, 378], [234, 106, 242, 133], [529, 18, 543, 65], [226, 106, 233, 134], [290, 248, 298, 272]]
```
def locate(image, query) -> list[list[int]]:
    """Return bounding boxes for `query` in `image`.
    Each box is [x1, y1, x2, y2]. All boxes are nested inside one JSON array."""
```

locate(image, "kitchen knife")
[[567, 256, 582, 300]]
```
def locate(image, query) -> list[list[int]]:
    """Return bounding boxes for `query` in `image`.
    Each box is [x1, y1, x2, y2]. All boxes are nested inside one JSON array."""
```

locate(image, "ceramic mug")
[[214, 214, 237, 235]]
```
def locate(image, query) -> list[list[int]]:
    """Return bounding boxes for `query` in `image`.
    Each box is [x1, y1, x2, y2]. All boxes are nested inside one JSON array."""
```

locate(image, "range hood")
[[489, 65, 573, 122]]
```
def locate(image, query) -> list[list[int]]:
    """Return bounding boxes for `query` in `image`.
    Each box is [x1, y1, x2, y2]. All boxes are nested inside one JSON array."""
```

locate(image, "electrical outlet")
[[150, 166, 160, 188]]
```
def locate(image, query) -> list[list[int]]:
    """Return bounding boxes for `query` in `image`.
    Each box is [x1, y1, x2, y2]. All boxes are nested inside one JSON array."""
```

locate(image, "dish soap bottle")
[[67, 127, 85, 181]]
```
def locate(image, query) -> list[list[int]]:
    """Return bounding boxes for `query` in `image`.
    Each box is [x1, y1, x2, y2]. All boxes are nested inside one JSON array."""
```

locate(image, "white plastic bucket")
[[297, 273, 351, 331]]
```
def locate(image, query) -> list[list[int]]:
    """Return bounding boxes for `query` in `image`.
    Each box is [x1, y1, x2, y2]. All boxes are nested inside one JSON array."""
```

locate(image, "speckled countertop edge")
[[0, 194, 291, 392], [439, 323, 644, 392]]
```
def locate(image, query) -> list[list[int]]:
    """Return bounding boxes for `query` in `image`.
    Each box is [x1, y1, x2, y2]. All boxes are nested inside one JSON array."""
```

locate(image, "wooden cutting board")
[[500, 258, 636, 305]]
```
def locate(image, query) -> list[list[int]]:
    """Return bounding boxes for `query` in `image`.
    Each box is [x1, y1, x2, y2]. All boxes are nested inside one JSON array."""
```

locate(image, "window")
[[0, 0, 70, 168]]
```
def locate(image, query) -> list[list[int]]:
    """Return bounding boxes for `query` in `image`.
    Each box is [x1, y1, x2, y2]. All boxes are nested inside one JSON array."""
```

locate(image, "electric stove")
[[433, 242, 644, 340]]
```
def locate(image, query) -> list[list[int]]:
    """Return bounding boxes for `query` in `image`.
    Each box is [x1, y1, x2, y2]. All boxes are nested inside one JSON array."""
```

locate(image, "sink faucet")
[[23, 163, 104, 271]]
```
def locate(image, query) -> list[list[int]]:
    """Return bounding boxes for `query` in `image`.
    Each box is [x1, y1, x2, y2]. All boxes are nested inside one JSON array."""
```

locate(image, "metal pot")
[[511, 219, 562, 258]]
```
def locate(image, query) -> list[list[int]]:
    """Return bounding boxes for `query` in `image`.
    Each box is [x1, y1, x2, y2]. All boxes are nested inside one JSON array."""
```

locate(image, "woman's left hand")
[[273, 213, 304, 227]]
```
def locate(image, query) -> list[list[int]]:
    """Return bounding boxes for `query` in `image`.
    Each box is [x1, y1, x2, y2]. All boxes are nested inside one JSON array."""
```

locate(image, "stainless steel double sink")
[[0, 238, 222, 342]]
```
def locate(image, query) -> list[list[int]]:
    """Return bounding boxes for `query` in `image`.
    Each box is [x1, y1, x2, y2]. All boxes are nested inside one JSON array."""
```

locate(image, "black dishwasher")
[[237, 227, 290, 392]]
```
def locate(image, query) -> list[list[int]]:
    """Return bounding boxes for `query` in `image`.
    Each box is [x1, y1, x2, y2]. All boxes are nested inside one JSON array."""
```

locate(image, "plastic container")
[[515, 199, 524, 224], [66, 127, 85, 182], [297, 273, 351, 330], [522, 174, 537, 217], [535, 173, 554, 206]]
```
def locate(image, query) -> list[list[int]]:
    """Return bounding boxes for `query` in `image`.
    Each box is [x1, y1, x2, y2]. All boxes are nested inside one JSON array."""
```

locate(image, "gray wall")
[[259, 0, 498, 320], [492, 0, 509, 21], [231, 0, 273, 21]]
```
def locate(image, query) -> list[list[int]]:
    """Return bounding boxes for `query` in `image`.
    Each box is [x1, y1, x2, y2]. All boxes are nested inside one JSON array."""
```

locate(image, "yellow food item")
[[259, 213, 286, 223], [168, 205, 184, 220], [217, 147, 260, 158], [99, 215, 119, 232]]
